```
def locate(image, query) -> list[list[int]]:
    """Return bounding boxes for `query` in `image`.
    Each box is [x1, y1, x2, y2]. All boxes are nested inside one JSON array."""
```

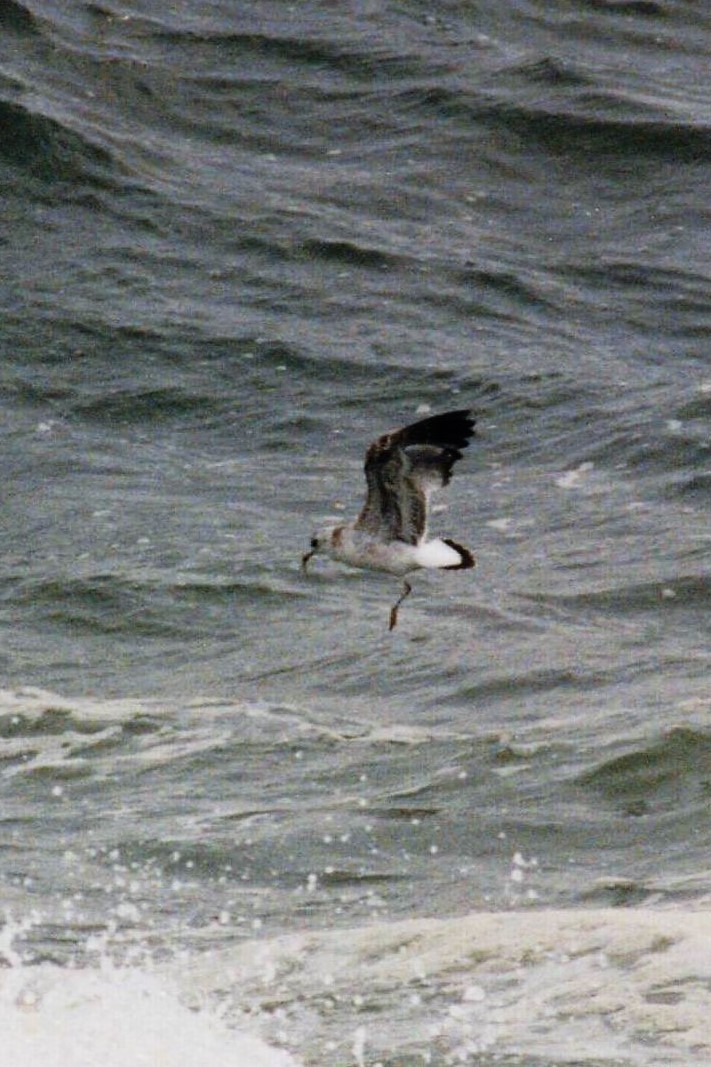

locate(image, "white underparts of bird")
[[302, 409, 476, 630]]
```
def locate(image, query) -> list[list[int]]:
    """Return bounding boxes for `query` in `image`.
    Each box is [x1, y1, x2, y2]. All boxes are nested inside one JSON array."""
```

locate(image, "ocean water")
[[2, 1, 711, 1064]]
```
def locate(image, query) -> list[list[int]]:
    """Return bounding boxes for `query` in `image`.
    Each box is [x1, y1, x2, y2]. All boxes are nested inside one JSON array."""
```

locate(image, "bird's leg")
[[388, 580, 412, 631]]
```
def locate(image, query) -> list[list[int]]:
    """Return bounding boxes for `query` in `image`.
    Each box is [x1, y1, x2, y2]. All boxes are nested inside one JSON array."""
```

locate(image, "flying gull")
[[302, 409, 476, 630]]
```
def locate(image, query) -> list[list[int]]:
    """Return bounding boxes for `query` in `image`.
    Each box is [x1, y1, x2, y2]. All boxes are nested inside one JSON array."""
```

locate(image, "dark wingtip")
[[423, 410, 476, 450], [442, 538, 476, 570], [366, 409, 477, 473], [397, 409, 476, 457]]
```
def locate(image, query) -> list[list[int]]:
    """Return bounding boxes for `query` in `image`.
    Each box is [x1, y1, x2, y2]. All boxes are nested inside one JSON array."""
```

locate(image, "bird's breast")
[[329, 529, 420, 575]]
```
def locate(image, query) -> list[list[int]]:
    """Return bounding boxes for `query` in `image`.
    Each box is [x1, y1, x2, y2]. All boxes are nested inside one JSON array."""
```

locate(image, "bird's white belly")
[[331, 532, 421, 576]]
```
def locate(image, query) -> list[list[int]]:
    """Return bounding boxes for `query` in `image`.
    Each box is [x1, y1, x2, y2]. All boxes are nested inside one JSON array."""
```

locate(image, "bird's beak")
[[301, 549, 315, 573]]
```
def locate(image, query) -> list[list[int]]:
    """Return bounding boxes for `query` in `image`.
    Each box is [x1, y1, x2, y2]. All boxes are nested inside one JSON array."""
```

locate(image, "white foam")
[[0, 958, 299, 1067], [0, 686, 166, 725], [555, 461, 595, 490], [181, 908, 711, 1065]]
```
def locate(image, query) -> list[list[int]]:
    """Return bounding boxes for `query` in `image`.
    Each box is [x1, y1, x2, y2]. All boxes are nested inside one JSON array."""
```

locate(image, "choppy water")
[[2, 1, 711, 1064]]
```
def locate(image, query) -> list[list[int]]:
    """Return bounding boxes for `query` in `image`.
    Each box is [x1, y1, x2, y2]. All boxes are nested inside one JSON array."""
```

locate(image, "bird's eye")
[[310, 537, 319, 549]]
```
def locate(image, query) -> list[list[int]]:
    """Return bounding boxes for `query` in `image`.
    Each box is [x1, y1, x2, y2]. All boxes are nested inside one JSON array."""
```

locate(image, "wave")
[[0, 99, 118, 184], [152, 25, 428, 80], [180, 906, 711, 1065], [0, 0, 38, 35], [578, 725, 711, 815], [3, 904, 709, 1065], [522, 574, 711, 613], [3, 567, 311, 644]]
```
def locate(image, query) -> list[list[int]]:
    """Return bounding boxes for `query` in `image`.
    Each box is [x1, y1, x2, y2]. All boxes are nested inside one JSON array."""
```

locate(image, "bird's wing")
[[355, 409, 475, 544]]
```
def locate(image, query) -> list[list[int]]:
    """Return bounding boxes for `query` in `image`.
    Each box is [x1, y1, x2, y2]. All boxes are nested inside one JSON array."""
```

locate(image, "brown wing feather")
[[355, 410, 475, 544]]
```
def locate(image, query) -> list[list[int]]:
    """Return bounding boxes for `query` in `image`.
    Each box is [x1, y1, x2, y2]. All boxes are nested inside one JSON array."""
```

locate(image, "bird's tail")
[[441, 538, 475, 570], [415, 538, 475, 570]]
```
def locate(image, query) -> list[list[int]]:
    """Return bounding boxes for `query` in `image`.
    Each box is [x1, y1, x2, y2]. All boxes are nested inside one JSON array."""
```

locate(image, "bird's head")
[[301, 524, 341, 572]]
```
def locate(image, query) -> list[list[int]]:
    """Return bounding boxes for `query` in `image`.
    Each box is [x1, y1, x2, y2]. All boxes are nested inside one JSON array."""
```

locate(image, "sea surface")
[[2, 1, 711, 1064]]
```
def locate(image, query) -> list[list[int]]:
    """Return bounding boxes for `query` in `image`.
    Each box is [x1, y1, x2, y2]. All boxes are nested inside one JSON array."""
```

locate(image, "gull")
[[302, 409, 476, 630]]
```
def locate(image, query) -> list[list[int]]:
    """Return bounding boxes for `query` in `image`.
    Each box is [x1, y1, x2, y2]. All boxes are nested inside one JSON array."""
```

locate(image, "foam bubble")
[[0, 956, 299, 1067]]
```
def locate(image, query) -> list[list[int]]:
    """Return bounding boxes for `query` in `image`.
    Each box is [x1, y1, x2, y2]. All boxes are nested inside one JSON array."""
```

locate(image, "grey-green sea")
[[2, 1, 711, 1064]]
